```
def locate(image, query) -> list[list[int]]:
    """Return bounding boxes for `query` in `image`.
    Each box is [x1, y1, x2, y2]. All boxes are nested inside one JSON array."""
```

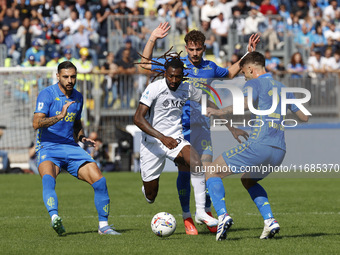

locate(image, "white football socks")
[[191, 172, 206, 215]]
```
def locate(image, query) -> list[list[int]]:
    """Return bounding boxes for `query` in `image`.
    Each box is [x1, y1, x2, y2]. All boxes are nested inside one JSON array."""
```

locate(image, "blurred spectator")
[[46, 52, 60, 67], [172, 0, 189, 35], [81, 10, 100, 45], [59, 26, 76, 56], [229, 7, 245, 36], [325, 49, 340, 72], [217, 0, 237, 22], [21, 54, 38, 67], [291, 0, 309, 20], [73, 24, 99, 67], [96, 0, 112, 52], [113, 0, 133, 34], [259, 0, 277, 15], [37, 0, 56, 25], [2, 7, 20, 35], [157, 3, 171, 23], [0, 128, 10, 172], [46, 14, 63, 43], [142, 9, 164, 48], [261, 16, 281, 51], [16, 17, 32, 60], [116, 48, 136, 109], [201, 0, 220, 22], [87, 137, 110, 170], [30, 17, 44, 40], [243, 6, 265, 42], [58, 48, 78, 65], [25, 39, 46, 66], [76, 47, 93, 96], [323, 47, 337, 71], [201, 20, 221, 63], [278, 3, 290, 20], [190, 0, 205, 29], [307, 50, 326, 78], [2, 25, 21, 65], [287, 52, 307, 79], [0, 0, 7, 23], [324, 21, 340, 43], [15, 0, 31, 22], [264, 50, 280, 74], [100, 52, 119, 109], [56, 0, 71, 21], [126, 8, 144, 49], [115, 37, 140, 63], [63, 9, 82, 34], [211, 12, 229, 47], [231, 0, 251, 15], [75, 0, 89, 20], [323, 0, 339, 22], [295, 23, 313, 48], [311, 25, 327, 53], [308, 0, 323, 23]]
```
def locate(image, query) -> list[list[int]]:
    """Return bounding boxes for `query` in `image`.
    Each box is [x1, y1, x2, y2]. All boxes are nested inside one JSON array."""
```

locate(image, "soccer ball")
[[151, 212, 176, 237]]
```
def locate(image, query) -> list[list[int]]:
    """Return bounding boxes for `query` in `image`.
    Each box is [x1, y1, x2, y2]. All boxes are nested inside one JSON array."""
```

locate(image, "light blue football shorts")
[[222, 141, 286, 180], [36, 144, 96, 178]]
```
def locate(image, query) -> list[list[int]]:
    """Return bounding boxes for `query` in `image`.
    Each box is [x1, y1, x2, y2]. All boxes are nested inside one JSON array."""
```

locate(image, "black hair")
[[165, 58, 184, 71], [239, 51, 265, 69], [58, 61, 77, 73]]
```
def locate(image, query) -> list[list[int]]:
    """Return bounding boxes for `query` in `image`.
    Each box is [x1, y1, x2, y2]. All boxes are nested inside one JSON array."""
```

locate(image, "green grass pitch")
[[0, 172, 339, 255]]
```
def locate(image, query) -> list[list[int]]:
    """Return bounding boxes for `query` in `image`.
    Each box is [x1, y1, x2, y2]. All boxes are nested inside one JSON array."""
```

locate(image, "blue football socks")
[[206, 177, 227, 216], [177, 171, 191, 213], [42, 174, 58, 218], [92, 177, 110, 221], [247, 183, 273, 220]]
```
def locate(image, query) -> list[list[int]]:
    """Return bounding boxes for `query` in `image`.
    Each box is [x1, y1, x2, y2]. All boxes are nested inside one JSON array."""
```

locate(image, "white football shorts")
[[140, 136, 190, 182]]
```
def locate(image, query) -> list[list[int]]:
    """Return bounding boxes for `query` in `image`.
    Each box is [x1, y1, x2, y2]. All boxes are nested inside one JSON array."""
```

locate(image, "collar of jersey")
[[258, 73, 272, 79], [54, 83, 76, 98], [183, 55, 205, 68]]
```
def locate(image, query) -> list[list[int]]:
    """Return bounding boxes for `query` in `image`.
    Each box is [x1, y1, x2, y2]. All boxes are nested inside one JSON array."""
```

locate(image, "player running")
[[140, 22, 259, 235], [33, 61, 120, 236], [205, 52, 309, 241]]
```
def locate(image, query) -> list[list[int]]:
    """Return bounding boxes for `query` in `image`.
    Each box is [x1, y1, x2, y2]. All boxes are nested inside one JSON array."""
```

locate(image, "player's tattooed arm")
[[134, 103, 178, 149], [33, 101, 75, 130]]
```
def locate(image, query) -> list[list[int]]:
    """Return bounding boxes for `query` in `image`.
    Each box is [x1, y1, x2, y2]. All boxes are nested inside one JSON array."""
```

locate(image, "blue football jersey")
[[151, 55, 229, 129], [242, 73, 299, 150], [34, 83, 83, 150]]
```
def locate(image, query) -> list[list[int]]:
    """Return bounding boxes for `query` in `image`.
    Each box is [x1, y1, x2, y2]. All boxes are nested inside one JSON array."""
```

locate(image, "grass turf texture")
[[0, 172, 339, 255]]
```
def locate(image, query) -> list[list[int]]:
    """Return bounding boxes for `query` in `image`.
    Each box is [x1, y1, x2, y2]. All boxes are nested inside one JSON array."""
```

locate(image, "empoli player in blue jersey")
[[33, 61, 120, 236], [140, 22, 258, 235], [206, 52, 309, 241]]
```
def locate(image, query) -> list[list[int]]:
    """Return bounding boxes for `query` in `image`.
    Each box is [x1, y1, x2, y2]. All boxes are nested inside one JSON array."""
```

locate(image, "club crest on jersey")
[[38, 102, 44, 111], [142, 91, 150, 100], [193, 67, 199, 76]]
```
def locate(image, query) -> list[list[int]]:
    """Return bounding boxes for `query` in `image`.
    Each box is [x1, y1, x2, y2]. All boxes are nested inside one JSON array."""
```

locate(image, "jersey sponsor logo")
[[203, 65, 212, 70], [162, 99, 185, 109], [38, 102, 44, 111]]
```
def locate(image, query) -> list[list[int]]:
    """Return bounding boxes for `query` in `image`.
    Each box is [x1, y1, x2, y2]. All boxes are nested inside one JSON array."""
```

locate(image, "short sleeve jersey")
[[151, 55, 229, 128], [242, 73, 299, 151], [139, 78, 202, 143], [34, 83, 83, 149]]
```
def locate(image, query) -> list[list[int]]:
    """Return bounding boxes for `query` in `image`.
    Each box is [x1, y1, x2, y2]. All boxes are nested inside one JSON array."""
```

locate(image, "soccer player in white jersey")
[[134, 57, 223, 228]]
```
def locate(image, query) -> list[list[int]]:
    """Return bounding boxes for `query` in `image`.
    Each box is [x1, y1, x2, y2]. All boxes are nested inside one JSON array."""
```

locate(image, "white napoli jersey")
[[139, 78, 202, 142]]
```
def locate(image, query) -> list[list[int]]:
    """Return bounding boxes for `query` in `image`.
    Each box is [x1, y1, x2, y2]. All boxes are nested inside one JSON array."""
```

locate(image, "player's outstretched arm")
[[140, 22, 171, 70], [33, 101, 75, 130], [134, 103, 178, 149], [227, 33, 260, 78]]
